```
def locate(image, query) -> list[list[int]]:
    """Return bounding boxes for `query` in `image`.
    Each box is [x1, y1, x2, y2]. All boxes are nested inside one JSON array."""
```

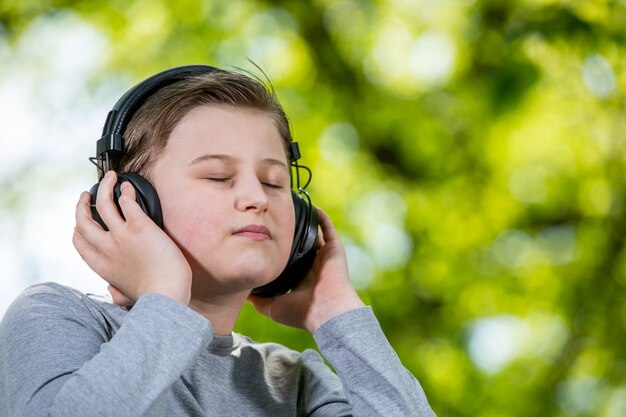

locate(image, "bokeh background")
[[1, 1, 625, 416]]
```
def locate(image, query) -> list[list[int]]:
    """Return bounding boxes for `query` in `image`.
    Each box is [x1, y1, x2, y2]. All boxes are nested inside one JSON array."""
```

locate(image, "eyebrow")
[[189, 154, 290, 172], [189, 154, 233, 166]]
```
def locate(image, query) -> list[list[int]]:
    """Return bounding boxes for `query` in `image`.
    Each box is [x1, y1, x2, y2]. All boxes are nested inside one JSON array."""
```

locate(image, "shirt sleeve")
[[312, 306, 436, 417], [0, 283, 212, 417]]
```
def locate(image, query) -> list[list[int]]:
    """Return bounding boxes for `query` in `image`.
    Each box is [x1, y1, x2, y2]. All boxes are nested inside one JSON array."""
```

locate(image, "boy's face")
[[150, 105, 296, 293]]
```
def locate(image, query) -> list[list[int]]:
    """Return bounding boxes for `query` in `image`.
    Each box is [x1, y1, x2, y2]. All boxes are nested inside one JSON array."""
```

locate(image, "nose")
[[234, 175, 269, 213]]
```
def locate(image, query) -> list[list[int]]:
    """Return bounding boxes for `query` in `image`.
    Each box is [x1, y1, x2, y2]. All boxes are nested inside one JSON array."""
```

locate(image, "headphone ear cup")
[[117, 173, 164, 228], [252, 190, 319, 297], [88, 172, 163, 231]]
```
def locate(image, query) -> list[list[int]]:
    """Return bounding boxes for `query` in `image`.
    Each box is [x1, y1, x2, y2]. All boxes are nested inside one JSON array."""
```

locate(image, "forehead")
[[164, 105, 287, 162]]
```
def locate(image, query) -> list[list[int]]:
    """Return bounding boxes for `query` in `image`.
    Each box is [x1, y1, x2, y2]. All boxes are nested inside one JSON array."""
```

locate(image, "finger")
[[75, 191, 95, 224], [317, 208, 340, 244], [118, 181, 149, 224], [108, 285, 134, 306], [72, 227, 101, 267], [95, 171, 124, 230], [75, 191, 108, 243], [317, 226, 326, 248]]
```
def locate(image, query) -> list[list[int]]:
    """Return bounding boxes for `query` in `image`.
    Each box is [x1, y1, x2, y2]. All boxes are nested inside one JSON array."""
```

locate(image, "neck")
[[188, 282, 249, 335]]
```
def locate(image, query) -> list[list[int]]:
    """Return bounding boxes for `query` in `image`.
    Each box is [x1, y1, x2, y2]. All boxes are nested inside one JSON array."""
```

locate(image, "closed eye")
[[262, 182, 284, 189]]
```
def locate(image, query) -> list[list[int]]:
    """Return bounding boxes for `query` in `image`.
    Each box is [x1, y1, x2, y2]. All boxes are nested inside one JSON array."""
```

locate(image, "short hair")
[[118, 69, 292, 179]]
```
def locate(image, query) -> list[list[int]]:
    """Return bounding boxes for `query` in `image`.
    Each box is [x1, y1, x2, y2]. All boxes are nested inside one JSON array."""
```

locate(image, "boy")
[[0, 65, 435, 416]]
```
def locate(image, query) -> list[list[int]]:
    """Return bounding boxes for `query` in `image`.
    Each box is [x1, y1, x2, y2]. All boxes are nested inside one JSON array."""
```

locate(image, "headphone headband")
[[94, 64, 303, 180], [96, 65, 221, 174]]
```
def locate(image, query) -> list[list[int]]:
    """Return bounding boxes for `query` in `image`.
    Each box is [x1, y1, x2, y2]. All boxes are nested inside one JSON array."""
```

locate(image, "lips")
[[233, 224, 272, 240]]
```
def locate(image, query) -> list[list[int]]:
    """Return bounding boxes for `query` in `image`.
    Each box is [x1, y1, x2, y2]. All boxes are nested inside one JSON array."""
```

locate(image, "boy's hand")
[[73, 171, 192, 306], [247, 209, 365, 333]]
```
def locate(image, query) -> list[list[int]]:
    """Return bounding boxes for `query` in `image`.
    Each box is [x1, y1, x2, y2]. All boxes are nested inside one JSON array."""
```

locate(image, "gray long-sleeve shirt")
[[0, 282, 435, 416]]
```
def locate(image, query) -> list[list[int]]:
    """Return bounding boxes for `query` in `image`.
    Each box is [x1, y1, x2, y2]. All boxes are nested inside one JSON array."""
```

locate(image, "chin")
[[236, 265, 282, 285], [190, 249, 289, 291], [235, 258, 288, 285], [192, 263, 281, 290]]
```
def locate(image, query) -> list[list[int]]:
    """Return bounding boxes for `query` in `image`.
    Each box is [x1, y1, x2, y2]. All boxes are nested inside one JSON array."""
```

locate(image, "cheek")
[[158, 189, 223, 248], [276, 197, 297, 252]]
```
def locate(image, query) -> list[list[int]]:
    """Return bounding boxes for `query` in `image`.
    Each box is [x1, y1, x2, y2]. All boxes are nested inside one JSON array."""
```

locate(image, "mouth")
[[233, 224, 272, 241]]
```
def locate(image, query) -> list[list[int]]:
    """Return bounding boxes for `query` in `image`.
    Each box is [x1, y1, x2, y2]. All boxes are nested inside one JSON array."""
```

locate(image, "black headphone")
[[88, 65, 318, 297]]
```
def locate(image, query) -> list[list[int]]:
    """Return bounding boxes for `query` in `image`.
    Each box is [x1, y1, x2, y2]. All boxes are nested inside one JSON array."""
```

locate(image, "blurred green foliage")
[[2, 0, 626, 416]]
